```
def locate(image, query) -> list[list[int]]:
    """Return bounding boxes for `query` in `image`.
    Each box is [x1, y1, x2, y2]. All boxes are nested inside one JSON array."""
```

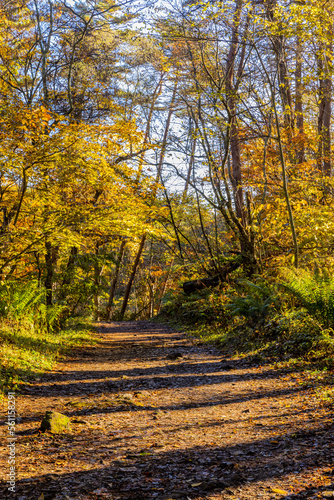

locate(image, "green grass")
[[0, 317, 97, 394]]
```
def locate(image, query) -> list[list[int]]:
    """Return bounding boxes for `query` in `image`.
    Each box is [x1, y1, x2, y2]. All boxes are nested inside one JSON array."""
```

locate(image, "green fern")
[[0, 281, 44, 322], [226, 279, 276, 322], [281, 268, 334, 328], [0, 281, 66, 332], [37, 304, 66, 333]]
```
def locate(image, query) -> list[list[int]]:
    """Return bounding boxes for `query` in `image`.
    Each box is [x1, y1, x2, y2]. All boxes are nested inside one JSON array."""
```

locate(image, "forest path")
[[1, 321, 334, 500]]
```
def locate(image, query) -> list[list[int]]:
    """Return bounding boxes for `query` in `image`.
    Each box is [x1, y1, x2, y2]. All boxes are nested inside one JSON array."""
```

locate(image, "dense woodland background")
[[1, 0, 334, 390]]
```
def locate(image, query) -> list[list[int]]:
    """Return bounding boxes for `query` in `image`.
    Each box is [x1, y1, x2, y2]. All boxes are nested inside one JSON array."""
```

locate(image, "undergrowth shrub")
[[157, 271, 334, 370], [266, 310, 334, 358], [160, 287, 231, 326], [0, 280, 65, 332], [0, 318, 95, 393], [281, 268, 334, 328], [226, 279, 278, 323], [190, 308, 334, 367], [0, 281, 95, 394]]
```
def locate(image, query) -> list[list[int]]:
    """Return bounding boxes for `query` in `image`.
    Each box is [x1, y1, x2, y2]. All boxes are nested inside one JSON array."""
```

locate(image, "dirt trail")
[[0, 321, 334, 500]]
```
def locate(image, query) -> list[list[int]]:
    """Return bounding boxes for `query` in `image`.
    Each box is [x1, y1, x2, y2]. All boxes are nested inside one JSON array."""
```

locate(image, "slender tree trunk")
[[182, 122, 197, 202], [34, 252, 42, 286], [45, 243, 52, 306], [106, 240, 126, 320], [136, 74, 165, 182], [149, 284, 154, 318], [195, 185, 216, 270], [59, 246, 78, 301], [93, 244, 101, 320], [154, 81, 178, 188], [317, 45, 332, 176], [119, 234, 146, 320], [44, 240, 58, 306], [119, 81, 178, 319], [323, 74, 332, 176], [225, 0, 259, 274], [226, 0, 244, 224], [323, 42, 332, 176], [295, 36, 305, 164], [266, 0, 294, 134], [256, 46, 299, 268], [148, 240, 155, 319], [318, 54, 324, 171], [156, 257, 174, 315], [162, 179, 184, 260]]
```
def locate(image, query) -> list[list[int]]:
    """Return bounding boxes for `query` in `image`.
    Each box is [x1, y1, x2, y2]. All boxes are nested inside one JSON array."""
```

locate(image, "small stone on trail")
[[40, 411, 71, 433], [219, 362, 234, 370], [167, 352, 183, 360]]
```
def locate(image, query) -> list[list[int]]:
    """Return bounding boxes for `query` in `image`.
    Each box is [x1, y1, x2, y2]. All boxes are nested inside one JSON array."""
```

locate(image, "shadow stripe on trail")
[[1, 321, 332, 500], [4, 385, 306, 427], [17, 371, 303, 400], [1, 423, 333, 499], [39, 361, 288, 382]]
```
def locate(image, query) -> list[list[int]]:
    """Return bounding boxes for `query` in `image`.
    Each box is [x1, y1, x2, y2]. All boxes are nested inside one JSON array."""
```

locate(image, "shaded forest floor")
[[1, 321, 334, 500]]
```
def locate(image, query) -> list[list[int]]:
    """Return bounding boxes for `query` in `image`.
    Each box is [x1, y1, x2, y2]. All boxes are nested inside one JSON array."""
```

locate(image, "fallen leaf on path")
[[271, 487, 289, 495]]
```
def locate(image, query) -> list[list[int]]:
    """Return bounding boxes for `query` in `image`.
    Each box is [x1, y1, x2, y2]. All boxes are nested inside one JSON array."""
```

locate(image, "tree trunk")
[[317, 45, 332, 176], [119, 81, 178, 319], [182, 122, 197, 203], [226, 0, 245, 224], [156, 257, 174, 314], [59, 246, 78, 301], [255, 43, 299, 268], [93, 244, 102, 321], [295, 36, 305, 164], [266, 0, 294, 134], [154, 81, 178, 189], [44, 240, 58, 306], [136, 74, 165, 182], [106, 240, 126, 320], [119, 234, 146, 320]]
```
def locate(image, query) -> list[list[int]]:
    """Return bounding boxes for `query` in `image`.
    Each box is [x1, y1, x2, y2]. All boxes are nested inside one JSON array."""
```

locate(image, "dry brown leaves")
[[0, 321, 333, 500]]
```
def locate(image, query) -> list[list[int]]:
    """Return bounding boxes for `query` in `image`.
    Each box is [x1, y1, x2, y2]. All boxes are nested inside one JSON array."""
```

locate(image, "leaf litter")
[[0, 321, 333, 500]]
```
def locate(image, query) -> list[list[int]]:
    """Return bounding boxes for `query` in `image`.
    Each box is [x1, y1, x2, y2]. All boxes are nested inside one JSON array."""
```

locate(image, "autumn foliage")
[[0, 0, 334, 327]]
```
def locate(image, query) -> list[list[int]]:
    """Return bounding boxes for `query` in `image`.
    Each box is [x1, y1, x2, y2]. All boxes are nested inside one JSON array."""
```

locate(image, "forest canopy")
[[0, 0, 333, 323]]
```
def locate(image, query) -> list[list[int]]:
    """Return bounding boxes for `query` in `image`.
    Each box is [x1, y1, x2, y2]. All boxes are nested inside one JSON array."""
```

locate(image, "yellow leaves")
[[253, 0, 331, 43], [271, 487, 289, 495], [250, 203, 266, 219], [0, 97, 158, 264]]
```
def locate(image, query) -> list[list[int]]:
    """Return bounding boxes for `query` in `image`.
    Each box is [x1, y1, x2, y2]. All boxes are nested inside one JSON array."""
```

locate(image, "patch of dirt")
[[0, 321, 334, 500]]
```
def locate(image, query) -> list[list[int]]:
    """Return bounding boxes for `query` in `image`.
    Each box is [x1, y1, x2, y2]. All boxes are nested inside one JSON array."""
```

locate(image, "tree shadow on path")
[[1, 321, 333, 500]]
